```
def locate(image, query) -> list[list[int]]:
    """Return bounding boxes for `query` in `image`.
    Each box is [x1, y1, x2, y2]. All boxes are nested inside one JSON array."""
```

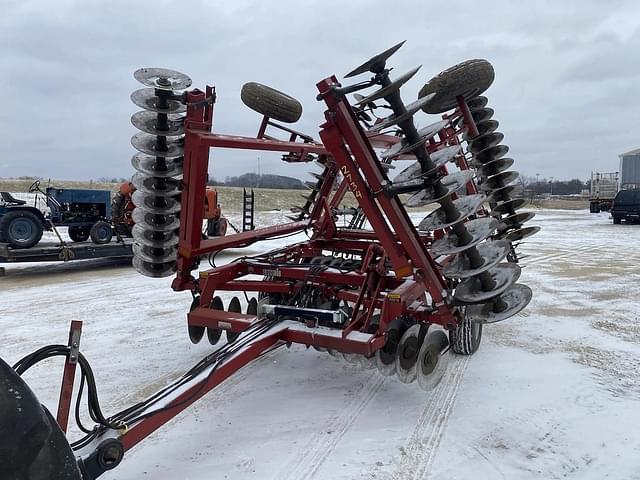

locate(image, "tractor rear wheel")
[[90, 221, 113, 244], [0, 210, 43, 248], [240, 82, 303, 123], [68, 226, 90, 242], [613, 216, 621, 225]]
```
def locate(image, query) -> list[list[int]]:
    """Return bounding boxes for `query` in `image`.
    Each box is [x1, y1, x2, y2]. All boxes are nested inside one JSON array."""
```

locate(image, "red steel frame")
[[70, 76, 484, 463]]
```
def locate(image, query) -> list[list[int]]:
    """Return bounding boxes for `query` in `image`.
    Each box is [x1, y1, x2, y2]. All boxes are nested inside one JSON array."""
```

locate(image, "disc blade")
[[490, 197, 527, 216], [431, 217, 498, 256], [443, 239, 511, 279], [466, 96, 488, 109], [369, 94, 435, 132], [132, 208, 181, 231], [356, 66, 422, 105], [501, 225, 541, 242], [345, 40, 406, 78], [463, 119, 499, 140], [498, 211, 535, 231], [478, 170, 519, 191], [468, 132, 504, 155], [381, 120, 449, 159], [472, 144, 509, 164], [405, 170, 474, 208], [132, 243, 177, 263], [132, 224, 179, 248], [476, 157, 514, 177], [131, 111, 185, 136], [487, 184, 523, 203], [418, 194, 486, 231], [134, 67, 192, 90], [131, 88, 187, 114], [131, 132, 184, 158], [466, 284, 532, 324], [454, 262, 522, 304], [132, 256, 176, 278], [416, 330, 449, 391], [131, 172, 181, 195], [456, 107, 494, 128], [131, 153, 184, 178], [395, 324, 422, 384], [393, 146, 461, 184], [131, 190, 181, 215]]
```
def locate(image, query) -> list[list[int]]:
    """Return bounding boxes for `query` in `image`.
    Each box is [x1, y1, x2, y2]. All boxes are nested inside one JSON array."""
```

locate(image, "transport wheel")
[[418, 59, 495, 114], [613, 216, 621, 225], [449, 309, 483, 355], [68, 226, 90, 242], [188, 296, 206, 344], [226, 296, 242, 343], [206, 296, 224, 345], [89, 221, 113, 244], [240, 82, 303, 123], [0, 210, 43, 248]]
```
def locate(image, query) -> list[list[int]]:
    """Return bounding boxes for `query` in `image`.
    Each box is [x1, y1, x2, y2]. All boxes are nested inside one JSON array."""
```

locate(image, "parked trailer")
[[620, 148, 640, 190], [589, 172, 619, 212]]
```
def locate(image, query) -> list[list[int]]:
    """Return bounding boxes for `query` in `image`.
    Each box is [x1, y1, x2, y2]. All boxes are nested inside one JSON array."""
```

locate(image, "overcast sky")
[[1, 0, 638, 183]]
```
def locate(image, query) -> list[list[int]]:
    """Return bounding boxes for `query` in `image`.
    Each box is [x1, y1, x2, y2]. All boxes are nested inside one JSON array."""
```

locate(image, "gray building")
[[619, 148, 640, 190]]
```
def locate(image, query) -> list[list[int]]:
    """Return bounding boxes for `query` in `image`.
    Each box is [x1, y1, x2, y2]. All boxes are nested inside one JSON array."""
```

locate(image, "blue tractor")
[[0, 180, 113, 249]]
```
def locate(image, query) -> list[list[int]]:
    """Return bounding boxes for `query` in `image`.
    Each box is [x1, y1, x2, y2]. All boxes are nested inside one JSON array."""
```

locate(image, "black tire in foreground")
[[418, 59, 495, 114], [449, 314, 483, 355], [613, 216, 622, 225], [89, 221, 113, 244], [68, 226, 90, 242], [0, 210, 44, 249], [240, 82, 303, 123]]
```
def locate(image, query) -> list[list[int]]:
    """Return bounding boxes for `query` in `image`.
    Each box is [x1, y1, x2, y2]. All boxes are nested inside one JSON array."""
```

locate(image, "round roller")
[[395, 324, 423, 384], [134, 67, 192, 90], [443, 240, 511, 278], [454, 263, 522, 304], [206, 296, 224, 345], [478, 170, 519, 191], [416, 330, 450, 390], [131, 88, 187, 114], [131, 153, 183, 178], [131, 132, 184, 158], [431, 217, 498, 256], [466, 284, 532, 324], [375, 317, 412, 376], [131, 111, 185, 137], [418, 194, 486, 231], [188, 297, 205, 344], [226, 297, 242, 343]]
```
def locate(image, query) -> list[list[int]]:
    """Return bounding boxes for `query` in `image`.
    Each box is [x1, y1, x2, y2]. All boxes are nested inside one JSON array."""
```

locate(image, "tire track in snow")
[[389, 355, 470, 480], [278, 371, 386, 480]]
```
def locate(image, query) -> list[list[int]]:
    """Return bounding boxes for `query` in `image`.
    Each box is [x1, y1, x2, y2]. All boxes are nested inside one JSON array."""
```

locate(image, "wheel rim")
[[9, 218, 35, 242]]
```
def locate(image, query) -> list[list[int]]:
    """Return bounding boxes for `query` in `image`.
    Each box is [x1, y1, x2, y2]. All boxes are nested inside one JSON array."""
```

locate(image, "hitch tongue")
[[0, 357, 81, 480]]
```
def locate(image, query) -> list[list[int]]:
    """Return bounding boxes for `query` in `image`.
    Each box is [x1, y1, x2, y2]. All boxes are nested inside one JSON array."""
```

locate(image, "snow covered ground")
[[1, 208, 639, 480]]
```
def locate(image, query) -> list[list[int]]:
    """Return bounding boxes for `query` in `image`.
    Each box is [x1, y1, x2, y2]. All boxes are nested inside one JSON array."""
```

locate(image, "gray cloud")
[[1, 0, 638, 182]]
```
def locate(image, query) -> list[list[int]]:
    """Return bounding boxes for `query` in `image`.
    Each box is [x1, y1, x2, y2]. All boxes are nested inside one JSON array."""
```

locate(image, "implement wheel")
[[0, 210, 43, 248], [240, 82, 303, 123], [418, 59, 494, 114], [449, 309, 482, 355], [90, 221, 113, 244]]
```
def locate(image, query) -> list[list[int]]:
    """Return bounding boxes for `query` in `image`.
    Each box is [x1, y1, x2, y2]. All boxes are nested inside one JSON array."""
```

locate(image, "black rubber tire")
[[89, 221, 113, 244], [450, 315, 483, 355], [240, 82, 303, 123], [418, 59, 495, 114], [613, 216, 621, 225], [68, 226, 90, 242], [0, 210, 43, 249]]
